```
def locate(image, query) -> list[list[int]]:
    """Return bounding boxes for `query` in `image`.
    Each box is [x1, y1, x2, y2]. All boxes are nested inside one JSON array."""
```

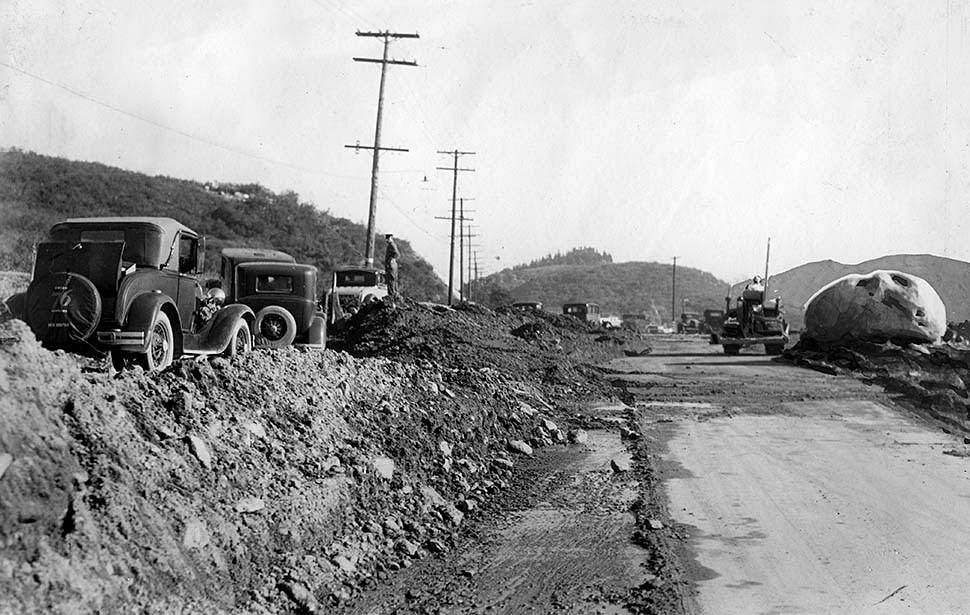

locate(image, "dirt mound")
[[341, 299, 627, 401], [1, 295, 629, 612], [0, 271, 30, 303], [785, 338, 970, 433]]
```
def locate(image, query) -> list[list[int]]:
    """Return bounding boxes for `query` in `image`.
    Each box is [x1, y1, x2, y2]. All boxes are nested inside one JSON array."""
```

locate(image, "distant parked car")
[[601, 315, 622, 329], [562, 302, 602, 325], [7, 217, 253, 371], [326, 266, 388, 323], [511, 300, 543, 312], [220, 248, 326, 348]]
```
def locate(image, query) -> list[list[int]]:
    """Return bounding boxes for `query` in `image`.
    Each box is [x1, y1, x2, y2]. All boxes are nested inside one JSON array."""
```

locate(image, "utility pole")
[[459, 198, 468, 302], [671, 256, 679, 327], [472, 250, 480, 303], [436, 150, 475, 304], [464, 225, 480, 301], [345, 30, 418, 267], [434, 203, 474, 301]]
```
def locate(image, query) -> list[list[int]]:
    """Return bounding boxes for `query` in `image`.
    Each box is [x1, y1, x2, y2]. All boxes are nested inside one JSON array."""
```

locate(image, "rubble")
[[786, 335, 970, 432], [0, 294, 629, 613]]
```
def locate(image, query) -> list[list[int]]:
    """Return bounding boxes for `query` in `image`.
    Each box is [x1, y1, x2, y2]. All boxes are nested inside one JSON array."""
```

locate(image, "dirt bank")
[[1, 301, 632, 613]]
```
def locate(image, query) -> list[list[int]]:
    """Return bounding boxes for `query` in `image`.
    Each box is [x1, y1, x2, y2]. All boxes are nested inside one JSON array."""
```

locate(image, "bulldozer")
[[718, 239, 789, 355]]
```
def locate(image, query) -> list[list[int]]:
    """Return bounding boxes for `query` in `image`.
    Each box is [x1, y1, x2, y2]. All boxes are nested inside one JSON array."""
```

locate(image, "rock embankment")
[[1, 300, 628, 613]]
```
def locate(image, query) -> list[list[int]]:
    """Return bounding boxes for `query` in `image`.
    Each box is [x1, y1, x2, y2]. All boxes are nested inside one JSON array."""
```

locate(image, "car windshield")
[[336, 271, 377, 287]]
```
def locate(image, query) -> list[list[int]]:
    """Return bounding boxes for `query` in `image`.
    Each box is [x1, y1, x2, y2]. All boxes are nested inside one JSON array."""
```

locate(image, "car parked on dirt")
[[562, 302, 602, 325], [511, 300, 543, 312], [219, 248, 326, 348], [7, 217, 253, 371], [325, 266, 388, 323]]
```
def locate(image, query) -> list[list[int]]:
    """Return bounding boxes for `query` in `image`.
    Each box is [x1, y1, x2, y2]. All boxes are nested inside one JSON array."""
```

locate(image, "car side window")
[[178, 234, 197, 274]]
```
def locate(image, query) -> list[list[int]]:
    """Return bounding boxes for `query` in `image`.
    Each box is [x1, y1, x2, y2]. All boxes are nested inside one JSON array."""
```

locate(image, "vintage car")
[[325, 266, 388, 323], [7, 217, 253, 371], [220, 248, 326, 348], [562, 302, 602, 325], [511, 300, 543, 312]]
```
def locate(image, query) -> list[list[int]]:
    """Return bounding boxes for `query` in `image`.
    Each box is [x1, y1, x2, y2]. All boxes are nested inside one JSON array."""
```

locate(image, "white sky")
[[3, 0, 969, 284]]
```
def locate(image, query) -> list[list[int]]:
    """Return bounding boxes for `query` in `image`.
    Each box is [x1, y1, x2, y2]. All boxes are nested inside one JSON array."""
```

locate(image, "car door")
[[175, 232, 203, 332]]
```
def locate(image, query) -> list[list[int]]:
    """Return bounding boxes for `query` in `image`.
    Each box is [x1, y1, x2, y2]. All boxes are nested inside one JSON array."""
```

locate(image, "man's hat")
[[385, 233, 393, 238]]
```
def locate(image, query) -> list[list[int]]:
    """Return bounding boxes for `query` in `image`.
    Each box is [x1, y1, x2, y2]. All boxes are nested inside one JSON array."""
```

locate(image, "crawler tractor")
[[719, 285, 789, 355], [719, 238, 789, 355]]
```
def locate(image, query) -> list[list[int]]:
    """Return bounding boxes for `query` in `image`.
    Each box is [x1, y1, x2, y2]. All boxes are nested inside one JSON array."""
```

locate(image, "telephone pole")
[[345, 30, 419, 267], [463, 224, 480, 301], [436, 150, 475, 304], [671, 256, 679, 327], [472, 250, 481, 303]]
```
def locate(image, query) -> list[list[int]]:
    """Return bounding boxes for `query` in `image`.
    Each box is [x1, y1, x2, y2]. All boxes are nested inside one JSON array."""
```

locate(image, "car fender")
[[4, 292, 25, 320], [126, 292, 182, 353], [188, 304, 254, 354], [304, 314, 327, 348]]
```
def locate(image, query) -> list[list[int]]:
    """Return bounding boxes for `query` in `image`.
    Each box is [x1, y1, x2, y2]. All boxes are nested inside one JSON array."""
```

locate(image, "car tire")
[[24, 272, 101, 346], [765, 343, 785, 356], [140, 311, 174, 372], [225, 317, 253, 357], [254, 306, 297, 348]]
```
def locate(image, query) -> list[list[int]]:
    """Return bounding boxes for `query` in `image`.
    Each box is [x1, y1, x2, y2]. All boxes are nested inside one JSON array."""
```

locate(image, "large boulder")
[[803, 270, 946, 345]]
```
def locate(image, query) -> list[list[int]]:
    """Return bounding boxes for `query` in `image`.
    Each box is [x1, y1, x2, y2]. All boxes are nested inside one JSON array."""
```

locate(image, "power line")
[[436, 149, 475, 304], [0, 60, 364, 180]]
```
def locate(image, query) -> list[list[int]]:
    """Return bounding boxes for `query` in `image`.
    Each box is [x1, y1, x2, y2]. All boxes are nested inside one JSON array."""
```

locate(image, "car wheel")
[[225, 318, 253, 357], [140, 311, 174, 372], [254, 306, 297, 348], [765, 343, 785, 356]]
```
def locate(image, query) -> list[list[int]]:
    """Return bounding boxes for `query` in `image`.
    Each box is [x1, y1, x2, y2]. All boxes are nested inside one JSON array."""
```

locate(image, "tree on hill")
[[0, 149, 447, 301], [512, 247, 613, 270]]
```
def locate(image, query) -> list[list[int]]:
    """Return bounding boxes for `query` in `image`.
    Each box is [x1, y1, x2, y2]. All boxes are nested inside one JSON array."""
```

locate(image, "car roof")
[[222, 247, 295, 262], [335, 266, 383, 273], [236, 262, 316, 273], [57, 217, 196, 236]]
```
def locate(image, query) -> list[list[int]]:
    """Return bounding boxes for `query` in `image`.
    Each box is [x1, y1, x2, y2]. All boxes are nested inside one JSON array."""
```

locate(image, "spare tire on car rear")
[[254, 305, 297, 348], [24, 272, 101, 347]]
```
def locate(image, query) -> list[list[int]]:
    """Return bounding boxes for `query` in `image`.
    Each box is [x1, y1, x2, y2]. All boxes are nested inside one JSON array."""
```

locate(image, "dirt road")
[[618, 336, 970, 614], [350, 425, 653, 614]]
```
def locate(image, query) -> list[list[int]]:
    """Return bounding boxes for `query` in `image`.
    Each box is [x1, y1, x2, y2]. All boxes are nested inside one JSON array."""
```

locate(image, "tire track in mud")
[[349, 428, 653, 614]]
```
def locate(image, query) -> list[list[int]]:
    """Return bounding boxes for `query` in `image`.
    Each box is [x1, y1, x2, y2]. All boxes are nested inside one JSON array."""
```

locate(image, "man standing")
[[384, 233, 400, 298]]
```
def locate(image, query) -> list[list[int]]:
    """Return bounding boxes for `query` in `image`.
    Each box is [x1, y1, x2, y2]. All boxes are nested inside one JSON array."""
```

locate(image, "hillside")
[[0, 149, 446, 300], [477, 254, 730, 319], [768, 254, 970, 329]]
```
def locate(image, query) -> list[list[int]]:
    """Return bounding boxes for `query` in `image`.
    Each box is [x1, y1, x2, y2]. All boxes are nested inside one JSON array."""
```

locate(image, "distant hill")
[[475, 249, 730, 320], [0, 149, 446, 300], [768, 254, 970, 329]]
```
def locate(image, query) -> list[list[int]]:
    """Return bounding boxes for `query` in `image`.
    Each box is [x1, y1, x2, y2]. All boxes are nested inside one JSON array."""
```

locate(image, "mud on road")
[[616, 336, 970, 614]]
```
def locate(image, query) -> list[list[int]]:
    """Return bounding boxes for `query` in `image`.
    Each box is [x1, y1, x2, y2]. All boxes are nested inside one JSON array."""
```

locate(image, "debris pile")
[[0, 297, 627, 613], [785, 336, 970, 432]]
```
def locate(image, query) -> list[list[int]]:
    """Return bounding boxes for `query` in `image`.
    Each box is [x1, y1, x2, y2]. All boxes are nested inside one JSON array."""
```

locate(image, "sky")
[[2, 0, 969, 285]]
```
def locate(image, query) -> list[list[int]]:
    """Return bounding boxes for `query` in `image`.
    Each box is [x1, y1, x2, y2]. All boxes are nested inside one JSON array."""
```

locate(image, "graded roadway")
[[616, 336, 970, 615]]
